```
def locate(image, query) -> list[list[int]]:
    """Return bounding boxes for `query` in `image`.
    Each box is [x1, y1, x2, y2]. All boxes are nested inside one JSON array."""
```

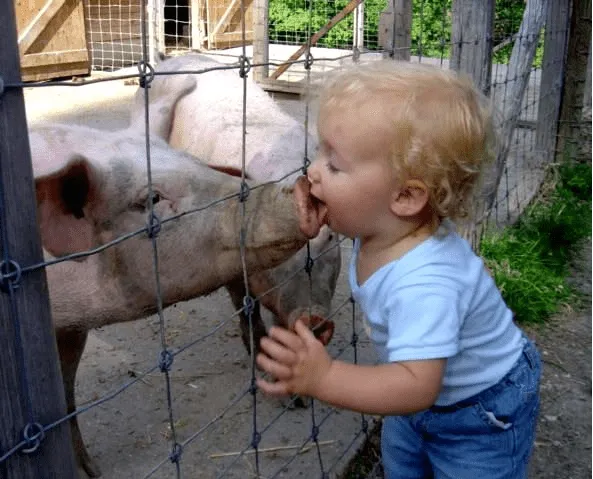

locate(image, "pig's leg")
[[57, 329, 102, 478], [225, 279, 267, 357]]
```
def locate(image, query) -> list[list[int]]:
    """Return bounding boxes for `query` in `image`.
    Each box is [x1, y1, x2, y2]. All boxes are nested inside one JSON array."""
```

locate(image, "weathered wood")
[[252, 0, 269, 83], [491, 0, 549, 216], [450, 0, 494, 246], [16, 0, 89, 81], [535, 0, 571, 165], [379, 0, 412, 60], [450, 0, 494, 95], [206, 0, 253, 49], [556, 0, 592, 160], [270, 0, 363, 80], [0, 1, 78, 478]]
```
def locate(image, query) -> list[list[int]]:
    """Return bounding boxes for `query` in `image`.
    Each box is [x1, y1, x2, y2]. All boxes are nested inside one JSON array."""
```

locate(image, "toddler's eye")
[[325, 162, 339, 173]]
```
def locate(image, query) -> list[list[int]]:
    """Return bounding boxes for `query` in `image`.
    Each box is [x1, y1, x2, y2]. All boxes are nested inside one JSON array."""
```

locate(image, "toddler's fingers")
[[267, 325, 305, 351], [256, 353, 293, 381], [256, 377, 290, 397], [259, 336, 297, 365]]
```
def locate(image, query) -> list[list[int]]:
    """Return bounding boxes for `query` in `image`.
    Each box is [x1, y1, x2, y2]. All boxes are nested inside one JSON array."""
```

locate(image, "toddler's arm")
[[256, 319, 445, 415]]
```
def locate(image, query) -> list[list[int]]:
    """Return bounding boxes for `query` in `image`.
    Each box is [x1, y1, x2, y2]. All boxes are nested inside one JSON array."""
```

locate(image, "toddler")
[[256, 61, 541, 479]]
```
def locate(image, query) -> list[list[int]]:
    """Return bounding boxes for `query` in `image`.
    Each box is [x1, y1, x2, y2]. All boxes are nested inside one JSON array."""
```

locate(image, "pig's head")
[[31, 125, 325, 311]]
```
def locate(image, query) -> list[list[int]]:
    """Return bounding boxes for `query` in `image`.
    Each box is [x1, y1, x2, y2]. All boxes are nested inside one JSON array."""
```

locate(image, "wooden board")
[[205, 0, 253, 49], [15, 0, 90, 81]]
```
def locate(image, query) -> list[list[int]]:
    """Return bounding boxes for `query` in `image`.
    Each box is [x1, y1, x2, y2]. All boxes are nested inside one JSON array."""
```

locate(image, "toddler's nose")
[[307, 160, 321, 184]]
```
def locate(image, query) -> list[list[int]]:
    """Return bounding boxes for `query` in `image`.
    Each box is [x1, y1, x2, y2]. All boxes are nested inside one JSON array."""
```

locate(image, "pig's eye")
[[131, 191, 162, 212], [151, 192, 161, 205]]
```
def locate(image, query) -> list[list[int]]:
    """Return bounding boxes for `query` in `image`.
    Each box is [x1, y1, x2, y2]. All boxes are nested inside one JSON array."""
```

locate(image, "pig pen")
[[23, 71, 377, 479]]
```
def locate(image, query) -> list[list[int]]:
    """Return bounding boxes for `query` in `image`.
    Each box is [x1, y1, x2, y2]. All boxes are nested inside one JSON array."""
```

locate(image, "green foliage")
[[480, 162, 592, 324], [268, 0, 542, 66], [411, 0, 451, 58]]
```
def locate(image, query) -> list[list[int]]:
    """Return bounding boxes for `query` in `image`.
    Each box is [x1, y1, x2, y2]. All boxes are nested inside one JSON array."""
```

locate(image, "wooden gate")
[[14, 0, 90, 82], [195, 0, 253, 50]]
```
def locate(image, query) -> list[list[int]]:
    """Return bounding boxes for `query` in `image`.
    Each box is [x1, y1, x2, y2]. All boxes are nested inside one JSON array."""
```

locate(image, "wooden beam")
[[20, 49, 88, 68], [270, 0, 363, 80], [210, 0, 241, 37], [0, 0, 78, 476], [18, 0, 67, 54]]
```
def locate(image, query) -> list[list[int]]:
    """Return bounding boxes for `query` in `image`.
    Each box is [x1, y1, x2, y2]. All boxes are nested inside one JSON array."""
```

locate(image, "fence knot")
[[21, 422, 45, 454], [310, 425, 320, 442], [169, 443, 183, 464], [304, 256, 314, 274], [251, 431, 261, 450], [0, 259, 22, 293], [243, 295, 255, 317], [349, 294, 355, 304], [238, 55, 251, 78], [146, 212, 162, 238], [350, 332, 359, 347], [137, 60, 155, 88], [301, 157, 311, 175], [158, 349, 174, 373], [238, 180, 250, 202], [304, 52, 314, 70]]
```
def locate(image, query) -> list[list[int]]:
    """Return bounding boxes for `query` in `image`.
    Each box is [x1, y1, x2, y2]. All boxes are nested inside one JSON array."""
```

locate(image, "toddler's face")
[[307, 107, 397, 239]]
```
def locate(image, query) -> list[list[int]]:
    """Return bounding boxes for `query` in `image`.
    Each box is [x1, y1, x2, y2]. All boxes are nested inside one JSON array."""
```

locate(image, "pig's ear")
[[129, 74, 197, 142], [35, 154, 99, 258]]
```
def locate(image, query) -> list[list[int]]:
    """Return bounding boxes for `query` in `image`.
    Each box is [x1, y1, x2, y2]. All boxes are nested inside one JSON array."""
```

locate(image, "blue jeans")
[[381, 338, 541, 479]]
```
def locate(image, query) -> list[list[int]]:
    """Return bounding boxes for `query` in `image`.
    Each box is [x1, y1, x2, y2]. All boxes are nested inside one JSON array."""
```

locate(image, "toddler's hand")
[[256, 319, 333, 398]]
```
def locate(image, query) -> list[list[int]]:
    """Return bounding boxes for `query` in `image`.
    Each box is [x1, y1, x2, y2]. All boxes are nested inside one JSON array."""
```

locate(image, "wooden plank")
[[252, 0, 269, 82], [20, 49, 88, 68], [16, 0, 90, 81], [210, 30, 253, 44], [556, 0, 592, 160], [379, 0, 411, 60], [535, 0, 570, 164], [450, 0, 494, 95], [270, 0, 363, 80], [0, 1, 79, 477], [210, 0, 240, 37], [18, 0, 67, 54]]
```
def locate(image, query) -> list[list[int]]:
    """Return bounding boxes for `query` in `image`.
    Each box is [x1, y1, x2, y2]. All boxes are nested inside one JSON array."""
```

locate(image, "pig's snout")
[[295, 315, 335, 346], [293, 176, 328, 239]]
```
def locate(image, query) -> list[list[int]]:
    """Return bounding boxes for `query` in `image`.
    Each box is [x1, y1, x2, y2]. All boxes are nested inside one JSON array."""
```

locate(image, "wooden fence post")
[[535, 0, 571, 165], [0, 1, 78, 478], [556, 0, 592, 161], [252, 0, 269, 83], [450, 0, 495, 247], [379, 0, 412, 61], [450, 0, 494, 97]]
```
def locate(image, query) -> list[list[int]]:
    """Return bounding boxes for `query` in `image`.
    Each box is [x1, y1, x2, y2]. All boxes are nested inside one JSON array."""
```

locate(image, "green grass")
[[479, 161, 592, 324]]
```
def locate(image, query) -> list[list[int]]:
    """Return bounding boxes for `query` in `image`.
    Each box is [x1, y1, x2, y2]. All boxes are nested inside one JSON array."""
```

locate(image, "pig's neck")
[[46, 256, 148, 331]]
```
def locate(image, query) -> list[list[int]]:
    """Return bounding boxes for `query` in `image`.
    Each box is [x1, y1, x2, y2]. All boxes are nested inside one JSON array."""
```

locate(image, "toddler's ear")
[[391, 179, 429, 217]]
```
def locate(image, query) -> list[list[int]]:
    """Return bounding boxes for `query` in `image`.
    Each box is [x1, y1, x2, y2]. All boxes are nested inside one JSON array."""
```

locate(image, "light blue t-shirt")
[[349, 225, 524, 406]]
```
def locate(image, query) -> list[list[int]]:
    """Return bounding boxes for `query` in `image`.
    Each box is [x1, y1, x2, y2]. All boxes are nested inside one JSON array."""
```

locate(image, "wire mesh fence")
[[1, 0, 590, 478]]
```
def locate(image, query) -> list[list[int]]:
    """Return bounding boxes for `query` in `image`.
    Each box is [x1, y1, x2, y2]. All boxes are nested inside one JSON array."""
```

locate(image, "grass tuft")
[[479, 161, 592, 324]]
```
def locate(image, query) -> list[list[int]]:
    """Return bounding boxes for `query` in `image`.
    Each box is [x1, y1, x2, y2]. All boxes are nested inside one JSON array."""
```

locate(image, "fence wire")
[[1, 0, 588, 478]]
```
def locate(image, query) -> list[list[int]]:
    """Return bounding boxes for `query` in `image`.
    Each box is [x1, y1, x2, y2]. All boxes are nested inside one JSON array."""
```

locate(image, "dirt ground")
[[526, 242, 592, 479], [20, 69, 591, 479]]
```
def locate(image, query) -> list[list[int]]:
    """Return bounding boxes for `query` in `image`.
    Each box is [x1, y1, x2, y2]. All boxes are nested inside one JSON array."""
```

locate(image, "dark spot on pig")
[[159, 106, 170, 116], [108, 159, 135, 197]]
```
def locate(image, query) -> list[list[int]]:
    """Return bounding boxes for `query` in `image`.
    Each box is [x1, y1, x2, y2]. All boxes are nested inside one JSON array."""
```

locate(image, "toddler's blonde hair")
[[315, 61, 495, 221]]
